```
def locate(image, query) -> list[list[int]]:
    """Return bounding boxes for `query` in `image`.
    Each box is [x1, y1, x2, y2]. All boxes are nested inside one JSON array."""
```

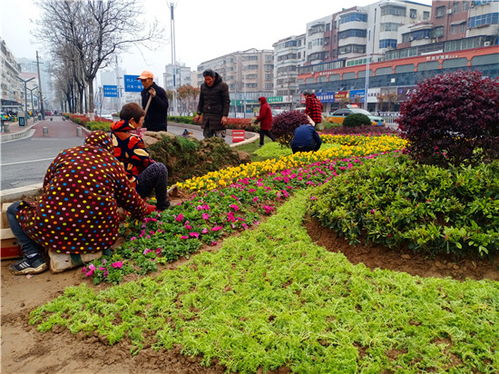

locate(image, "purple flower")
[[310, 196, 317, 200]]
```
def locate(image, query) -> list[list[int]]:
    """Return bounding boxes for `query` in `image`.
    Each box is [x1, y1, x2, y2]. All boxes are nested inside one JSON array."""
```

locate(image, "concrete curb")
[[0, 183, 43, 202], [0, 123, 36, 143], [168, 122, 259, 147]]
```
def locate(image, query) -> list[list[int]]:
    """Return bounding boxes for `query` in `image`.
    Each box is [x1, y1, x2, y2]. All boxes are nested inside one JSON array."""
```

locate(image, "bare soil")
[[2, 215, 497, 374]]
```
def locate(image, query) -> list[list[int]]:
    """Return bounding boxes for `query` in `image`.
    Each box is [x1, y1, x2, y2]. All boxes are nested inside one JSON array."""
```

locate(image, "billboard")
[[349, 89, 366, 103], [124, 75, 143, 92], [103, 85, 118, 98], [316, 92, 335, 103]]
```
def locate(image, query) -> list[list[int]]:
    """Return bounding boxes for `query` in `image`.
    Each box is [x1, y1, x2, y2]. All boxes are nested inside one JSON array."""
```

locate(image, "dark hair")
[[202, 69, 216, 78], [120, 102, 145, 123]]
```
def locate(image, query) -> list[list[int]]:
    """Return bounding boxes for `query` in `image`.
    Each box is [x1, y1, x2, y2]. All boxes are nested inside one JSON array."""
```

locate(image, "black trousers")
[[136, 162, 169, 210], [259, 129, 275, 145]]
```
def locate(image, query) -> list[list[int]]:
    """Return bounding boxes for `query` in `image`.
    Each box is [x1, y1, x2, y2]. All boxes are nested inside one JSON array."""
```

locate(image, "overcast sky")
[[1, 0, 432, 81]]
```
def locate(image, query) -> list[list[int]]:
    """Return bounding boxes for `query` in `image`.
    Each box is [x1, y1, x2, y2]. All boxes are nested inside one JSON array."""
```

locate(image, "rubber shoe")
[[10, 256, 48, 275]]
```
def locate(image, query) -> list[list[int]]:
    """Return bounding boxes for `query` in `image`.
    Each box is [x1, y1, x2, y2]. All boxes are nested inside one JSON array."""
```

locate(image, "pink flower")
[[252, 197, 259, 202], [111, 261, 123, 268], [310, 196, 317, 200], [84, 264, 96, 277], [130, 236, 137, 241], [201, 228, 209, 234], [189, 232, 200, 238], [180, 235, 189, 239], [211, 226, 223, 231], [143, 248, 152, 255], [229, 204, 240, 211], [155, 248, 162, 254], [175, 213, 184, 222], [242, 223, 248, 230], [370, 209, 376, 214], [263, 205, 274, 214], [196, 204, 210, 211], [202, 213, 210, 220], [210, 241, 218, 246], [184, 224, 193, 230]]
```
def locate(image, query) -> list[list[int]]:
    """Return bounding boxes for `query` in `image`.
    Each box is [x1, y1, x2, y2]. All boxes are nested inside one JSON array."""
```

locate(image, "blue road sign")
[[124, 75, 143, 92], [103, 85, 119, 98], [349, 89, 366, 103]]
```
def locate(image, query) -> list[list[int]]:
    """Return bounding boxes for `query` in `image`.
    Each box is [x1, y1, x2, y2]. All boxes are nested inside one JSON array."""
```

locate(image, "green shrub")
[[343, 113, 371, 127], [148, 136, 246, 184], [169, 115, 195, 124], [309, 154, 498, 257], [86, 121, 111, 131]]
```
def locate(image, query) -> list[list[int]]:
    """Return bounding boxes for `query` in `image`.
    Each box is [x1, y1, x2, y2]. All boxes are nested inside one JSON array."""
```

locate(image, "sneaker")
[[10, 256, 47, 275]]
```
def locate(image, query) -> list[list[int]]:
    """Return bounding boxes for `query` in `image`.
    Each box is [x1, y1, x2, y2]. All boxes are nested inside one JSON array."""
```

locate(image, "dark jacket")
[[141, 82, 169, 131], [291, 124, 322, 150], [17, 131, 148, 254], [197, 73, 230, 118], [111, 120, 155, 185], [305, 94, 323, 124], [256, 97, 273, 130]]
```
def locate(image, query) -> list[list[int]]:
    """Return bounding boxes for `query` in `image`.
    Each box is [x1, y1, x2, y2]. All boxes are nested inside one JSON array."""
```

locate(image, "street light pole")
[[168, 2, 178, 116], [17, 76, 35, 115], [27, 86, 38, 114], [36, 51, 45, 120]]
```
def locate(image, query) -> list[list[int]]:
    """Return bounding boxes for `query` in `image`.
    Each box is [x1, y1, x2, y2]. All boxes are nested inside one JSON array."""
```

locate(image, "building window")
[[436, 6, 446, 18], [326, 23, 331, 32], [379, 39, 398, 49], [410, 9, 417, 19], [338, 44, 366, 54], [452, 1, 460, 13], [265, 83, 273, 90], [463, 1, 470, 11], [432, 26, 444, 38], [308, 24, 325, 35], [450, 22, 467, 34], [247, 64, 258, 70], [338, 29, 367, 39], [468, 13, 499, 28], [380, 5, 406, 17], [339, 12, 368, 24], [265, 74, 272, 80], [423, 11, 430, 20], [381, 22, 401, 31]]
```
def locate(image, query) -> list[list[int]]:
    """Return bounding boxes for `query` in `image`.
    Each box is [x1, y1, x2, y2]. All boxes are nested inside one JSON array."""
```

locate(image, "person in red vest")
[[304, 91, 323, 126], [254, 97, 275, 146]]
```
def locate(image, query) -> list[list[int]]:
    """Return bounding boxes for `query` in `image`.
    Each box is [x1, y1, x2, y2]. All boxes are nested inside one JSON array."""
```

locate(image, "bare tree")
[[37, 0, 160, 113], [177, 85, 200, 115]]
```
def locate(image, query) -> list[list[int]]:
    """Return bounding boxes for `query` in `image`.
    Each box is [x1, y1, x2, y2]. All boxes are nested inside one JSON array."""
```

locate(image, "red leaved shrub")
[[272, 110, 310, 146], [397, 71, 499, 166]]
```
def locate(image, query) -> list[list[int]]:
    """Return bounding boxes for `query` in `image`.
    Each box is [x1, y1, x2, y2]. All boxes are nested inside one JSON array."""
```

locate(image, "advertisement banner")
[[316, 92, 335, 103], [349, 89, 366, 103], [367, 88, 381, 103], [124, 75, 143, 92], [334, 91, 349, 100]]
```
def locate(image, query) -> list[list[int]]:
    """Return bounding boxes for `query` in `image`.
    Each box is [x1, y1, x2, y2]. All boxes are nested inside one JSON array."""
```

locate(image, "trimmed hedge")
[[343, 113, 371, 127], [310, 154, 498, 257]]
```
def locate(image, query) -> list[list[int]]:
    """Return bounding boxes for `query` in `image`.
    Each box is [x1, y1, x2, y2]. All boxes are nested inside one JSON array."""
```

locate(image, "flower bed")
[[178, 135, 408, 192], [30, 190, 498, 373], [83, 157, 367, 284]]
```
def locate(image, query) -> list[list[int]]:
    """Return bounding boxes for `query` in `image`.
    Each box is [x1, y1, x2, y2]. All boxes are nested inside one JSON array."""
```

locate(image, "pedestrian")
[[7, 131, 155, 275], [111, 102, 170, 211], [193, 69, 230, 138], [304, 91, 323, 126], [290, 118, 322, 154], [138, 70, 169, 132], [254, 97, 275, 146]]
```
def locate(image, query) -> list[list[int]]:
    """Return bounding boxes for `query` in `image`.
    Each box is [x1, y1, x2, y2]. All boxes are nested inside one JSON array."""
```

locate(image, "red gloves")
[[145, 203, 157, 215]]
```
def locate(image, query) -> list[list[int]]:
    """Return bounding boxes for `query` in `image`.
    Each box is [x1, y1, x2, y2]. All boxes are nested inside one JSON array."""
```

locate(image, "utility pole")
[[27, 86, 38, 114], [17, 76, 35, 115], [36, 51, 45, 119], [168, 2, 177, 115]]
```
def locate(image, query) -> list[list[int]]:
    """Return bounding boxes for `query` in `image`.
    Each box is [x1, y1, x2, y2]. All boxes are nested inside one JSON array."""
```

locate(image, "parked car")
[[328, 108, 385, 126]]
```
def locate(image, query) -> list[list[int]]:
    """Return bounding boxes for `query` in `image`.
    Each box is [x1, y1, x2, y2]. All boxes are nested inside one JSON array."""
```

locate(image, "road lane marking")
[[1, 157, 54, 167]]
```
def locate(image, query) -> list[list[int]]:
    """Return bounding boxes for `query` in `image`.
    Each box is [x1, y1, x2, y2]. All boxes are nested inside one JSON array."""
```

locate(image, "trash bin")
[[18, 116, 26, 126]]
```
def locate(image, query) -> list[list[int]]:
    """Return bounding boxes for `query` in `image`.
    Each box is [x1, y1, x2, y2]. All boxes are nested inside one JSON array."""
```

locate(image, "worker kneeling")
[[290, 117, 322, 154], [7, 131, 155, 275]]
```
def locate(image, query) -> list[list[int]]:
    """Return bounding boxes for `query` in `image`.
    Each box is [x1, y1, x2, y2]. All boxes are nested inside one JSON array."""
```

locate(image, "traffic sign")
[[103, 85, 119, 98], [124, 75, 143, 92]]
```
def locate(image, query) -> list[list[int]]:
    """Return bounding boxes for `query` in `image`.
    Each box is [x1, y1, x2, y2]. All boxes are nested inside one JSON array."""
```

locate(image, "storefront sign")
[[334, 91, 349, 100], [349, 89, 366, 103], [316, 92, 335, 103]]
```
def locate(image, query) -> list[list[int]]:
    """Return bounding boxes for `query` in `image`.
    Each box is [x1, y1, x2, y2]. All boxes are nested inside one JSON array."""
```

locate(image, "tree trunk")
[[88, 78, 94, 114]]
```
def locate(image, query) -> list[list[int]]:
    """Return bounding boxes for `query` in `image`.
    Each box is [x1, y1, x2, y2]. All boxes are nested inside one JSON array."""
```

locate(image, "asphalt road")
[[1, 118, 236, 190]]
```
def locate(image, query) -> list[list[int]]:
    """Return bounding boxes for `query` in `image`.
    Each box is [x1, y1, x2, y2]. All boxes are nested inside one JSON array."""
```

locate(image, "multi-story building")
[[197, 48, 274, 114], [163, 63, 192, 90], [0, 38, 23, 112], [467, 0, 499, 39], [18, 57, 56, 111], [272, 34, 306, 98]]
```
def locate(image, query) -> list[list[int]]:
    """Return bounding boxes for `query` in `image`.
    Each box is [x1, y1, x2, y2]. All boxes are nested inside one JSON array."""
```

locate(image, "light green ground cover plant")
[[310, 154, 499, 257], [254, 142, 340, 159], [30, 191, 498, 373]]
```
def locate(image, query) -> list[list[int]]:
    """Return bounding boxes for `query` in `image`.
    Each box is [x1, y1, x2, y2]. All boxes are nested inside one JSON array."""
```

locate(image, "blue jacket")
[[291, 124, 322, 149]]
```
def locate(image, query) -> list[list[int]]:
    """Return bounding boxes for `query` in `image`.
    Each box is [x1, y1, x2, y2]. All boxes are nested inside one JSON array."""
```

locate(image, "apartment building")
[[0, 38, 23, 111], [163, 63, 193, 90], [272, 34, 306, 97], [197, 48, 274, 103]]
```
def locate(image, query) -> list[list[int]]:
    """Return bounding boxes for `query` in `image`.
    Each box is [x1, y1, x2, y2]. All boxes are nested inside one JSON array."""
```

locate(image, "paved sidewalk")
[[0, 118, 37, 142]]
